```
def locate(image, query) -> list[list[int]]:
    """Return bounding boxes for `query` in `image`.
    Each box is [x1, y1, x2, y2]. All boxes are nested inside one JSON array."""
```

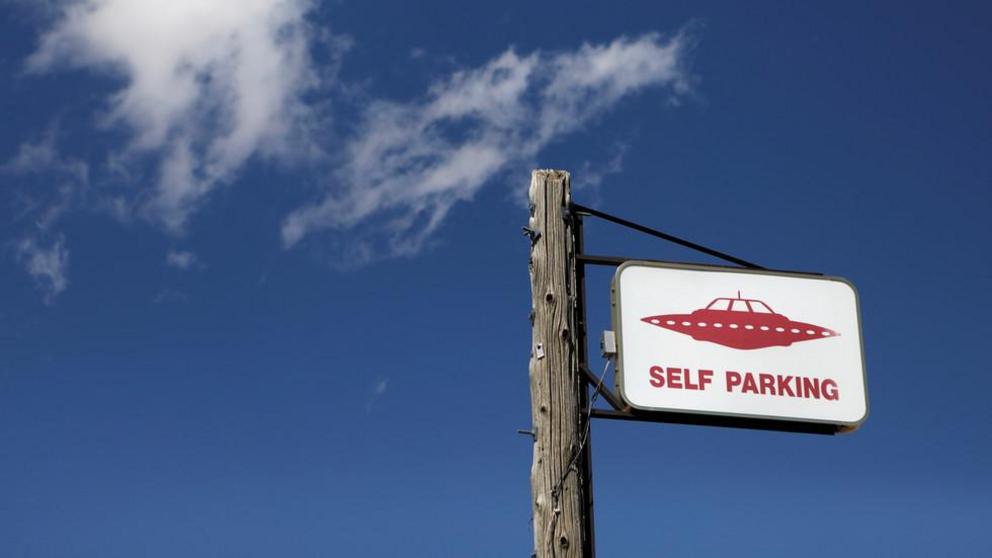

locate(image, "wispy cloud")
[[3, 128, 88, 302], [152, 288, 189, 305], [165, 249, 201, 271], [3, 128, 89, 186], [576, 142, 629, 192], [13, 5, 694, 294], [365, 378, 389, 413], [2, 127, 89, 230], [16, 236, 69, 304], [26, 0, 333, 232], [373, 378, 388, 396], [281, 31, 693, 260]]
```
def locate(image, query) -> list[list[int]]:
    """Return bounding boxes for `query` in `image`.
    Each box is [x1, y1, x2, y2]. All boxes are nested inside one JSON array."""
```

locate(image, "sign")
[[612, 262, 868, 430]]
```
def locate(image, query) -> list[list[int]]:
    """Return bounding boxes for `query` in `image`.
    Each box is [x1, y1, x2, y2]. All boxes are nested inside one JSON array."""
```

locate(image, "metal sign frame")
[[563, 201, 867, 558], [570, 202, 851, 436], [610, 260, 868, 430]]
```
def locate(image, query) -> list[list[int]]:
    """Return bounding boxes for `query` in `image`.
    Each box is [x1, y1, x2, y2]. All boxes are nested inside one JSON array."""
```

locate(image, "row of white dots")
[[651, 318, 832, 336]]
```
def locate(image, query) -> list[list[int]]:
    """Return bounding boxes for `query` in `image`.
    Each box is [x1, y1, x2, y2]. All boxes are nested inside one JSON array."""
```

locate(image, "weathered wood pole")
[[527, 169, 588, 557]]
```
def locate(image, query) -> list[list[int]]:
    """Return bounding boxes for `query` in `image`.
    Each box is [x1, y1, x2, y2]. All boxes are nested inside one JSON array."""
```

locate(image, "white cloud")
[[165, 249, 200, 270], [3, 128, 89, 301], [16, 236, 69, 304], [365, 377, 389, 413], [281, 31, 692, 258], [17, 10, 693, 278], [374, 378, 388, 396], [3, 129, 89, 186], [2, 127, 90, 231], [152, 288, 189, 304], [27, 0, 327, 232]]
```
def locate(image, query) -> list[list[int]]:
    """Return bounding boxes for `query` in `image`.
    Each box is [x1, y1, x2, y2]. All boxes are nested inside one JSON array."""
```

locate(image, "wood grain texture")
[[528, 170, 586, 557]]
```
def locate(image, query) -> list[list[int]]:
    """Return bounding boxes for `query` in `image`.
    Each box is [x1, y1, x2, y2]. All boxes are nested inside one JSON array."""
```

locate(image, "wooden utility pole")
[[527, 170, 589, 557]]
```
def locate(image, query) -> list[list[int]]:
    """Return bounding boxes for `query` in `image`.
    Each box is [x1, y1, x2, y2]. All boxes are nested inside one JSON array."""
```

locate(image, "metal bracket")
[[521, 226, 541, 245], [580, 364, 626, 412], [590, 408, 839, 435]]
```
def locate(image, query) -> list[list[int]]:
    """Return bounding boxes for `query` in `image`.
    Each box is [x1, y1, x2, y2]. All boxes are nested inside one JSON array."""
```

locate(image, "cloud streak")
[[16, 236, 69, 304], [3, 128, 89, 303], [2, 128, 89, 230], [365, 378, 389, 413], [27, 0, 327, 232], [282, 31, 692, 259], [12, 7, 693, 298], [165, 249, 200, 270]]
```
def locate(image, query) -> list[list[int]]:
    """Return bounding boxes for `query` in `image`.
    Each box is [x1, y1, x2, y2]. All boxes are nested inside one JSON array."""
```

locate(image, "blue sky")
[[1, 1, 990, 556]]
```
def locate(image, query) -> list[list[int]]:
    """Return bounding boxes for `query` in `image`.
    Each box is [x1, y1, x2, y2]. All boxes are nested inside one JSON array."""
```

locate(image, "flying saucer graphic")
[[640, 293, 839, 350]]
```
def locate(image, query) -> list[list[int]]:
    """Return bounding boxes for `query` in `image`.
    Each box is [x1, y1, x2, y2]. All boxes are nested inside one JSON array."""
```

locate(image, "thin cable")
[[544, 358, 612, 556]]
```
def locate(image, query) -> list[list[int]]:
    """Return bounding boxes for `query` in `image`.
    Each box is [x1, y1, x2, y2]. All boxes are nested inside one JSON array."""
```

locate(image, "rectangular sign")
[[612, 261, 868, 430]]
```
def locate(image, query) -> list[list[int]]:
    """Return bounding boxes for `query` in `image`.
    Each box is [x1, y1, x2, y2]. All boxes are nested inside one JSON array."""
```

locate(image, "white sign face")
[[613, 262, 868, 429]]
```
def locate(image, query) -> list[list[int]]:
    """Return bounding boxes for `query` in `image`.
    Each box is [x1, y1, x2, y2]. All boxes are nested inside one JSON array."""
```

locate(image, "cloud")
[[16, 236, 69, 304], [16, 8, 693, 280], [3, 128, 89, 186], [3, 128, 89, 301], [165, 249, 200, 270], [26, 0, 329, 232], [365, 378, 389, 413], [281, 31, 693, 259], [373, 378, 388, 396], [576, 142, 629, 192], [152, 288, 189, 304], [2, 127, 89, 230]]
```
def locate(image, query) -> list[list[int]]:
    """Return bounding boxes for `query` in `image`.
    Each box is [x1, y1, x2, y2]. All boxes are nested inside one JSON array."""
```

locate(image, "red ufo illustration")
[[641, 292, 839, 350]]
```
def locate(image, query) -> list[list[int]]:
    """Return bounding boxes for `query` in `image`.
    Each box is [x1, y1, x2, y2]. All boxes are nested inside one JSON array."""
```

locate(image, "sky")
[[0, 1, 990, 556]]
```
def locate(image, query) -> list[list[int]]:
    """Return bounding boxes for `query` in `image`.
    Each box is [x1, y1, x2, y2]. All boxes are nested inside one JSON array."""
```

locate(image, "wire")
[[544, 358, 612, 556], [550, 357, 610, 500]]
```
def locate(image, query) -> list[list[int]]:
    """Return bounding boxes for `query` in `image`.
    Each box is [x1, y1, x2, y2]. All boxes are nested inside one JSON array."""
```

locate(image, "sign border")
[[611, 260, 869, 431]]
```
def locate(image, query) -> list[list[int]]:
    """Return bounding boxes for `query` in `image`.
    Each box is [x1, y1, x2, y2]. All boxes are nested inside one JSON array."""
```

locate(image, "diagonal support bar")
[[580, 364, 626, 412], [571, 203, 764, 269]]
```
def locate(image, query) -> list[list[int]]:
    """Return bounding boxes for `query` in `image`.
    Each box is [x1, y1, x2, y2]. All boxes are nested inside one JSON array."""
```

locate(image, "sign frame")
[[611, 260, 869, 432]]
